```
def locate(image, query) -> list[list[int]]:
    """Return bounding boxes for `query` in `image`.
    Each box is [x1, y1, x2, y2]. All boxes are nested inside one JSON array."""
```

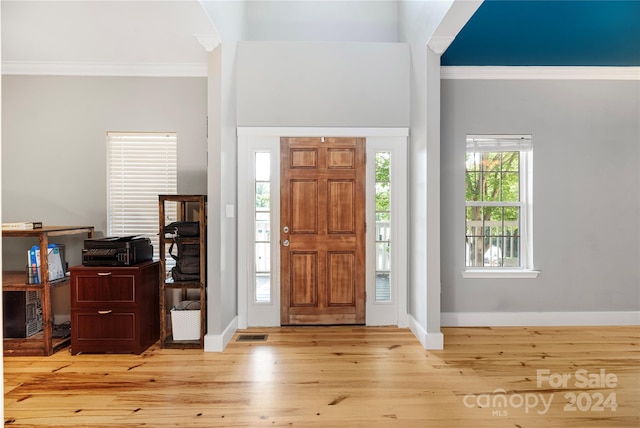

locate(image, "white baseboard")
[[204, 316, 238, 352], [425, 330, 444, 350], [407, 314, 444, 350], [441, 311, 640, 327]]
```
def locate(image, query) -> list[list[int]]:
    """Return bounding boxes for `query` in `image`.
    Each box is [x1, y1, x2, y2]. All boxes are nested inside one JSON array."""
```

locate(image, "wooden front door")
[[280, 137, 366, 325]]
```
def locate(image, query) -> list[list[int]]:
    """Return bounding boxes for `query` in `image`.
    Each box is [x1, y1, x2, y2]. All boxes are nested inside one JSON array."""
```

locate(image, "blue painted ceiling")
[[442, 0, 640, 66]]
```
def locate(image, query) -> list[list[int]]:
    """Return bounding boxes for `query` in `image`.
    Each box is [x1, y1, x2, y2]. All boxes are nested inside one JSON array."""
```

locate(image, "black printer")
[[82, 235, 153, 266]]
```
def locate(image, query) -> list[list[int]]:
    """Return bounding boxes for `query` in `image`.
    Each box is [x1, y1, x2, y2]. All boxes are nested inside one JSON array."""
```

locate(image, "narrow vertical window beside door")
[[255, 152, 271, 303], [375, 152, 391, 302]]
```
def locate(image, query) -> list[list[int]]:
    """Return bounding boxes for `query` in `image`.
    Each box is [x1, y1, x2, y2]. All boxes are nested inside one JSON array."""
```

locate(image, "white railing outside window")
[[375, 152, 391, 302], [255, 152, 271, 303], [464, 135, 533, 272]]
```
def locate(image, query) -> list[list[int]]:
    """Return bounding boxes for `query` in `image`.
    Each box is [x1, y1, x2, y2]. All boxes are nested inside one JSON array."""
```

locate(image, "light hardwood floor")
[[4, 326, 639, 427]]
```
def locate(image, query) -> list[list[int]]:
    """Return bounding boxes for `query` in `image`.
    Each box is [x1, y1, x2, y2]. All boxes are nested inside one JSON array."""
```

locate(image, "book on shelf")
[[27, 244, 65, 284], [2, 221, 43, 230]]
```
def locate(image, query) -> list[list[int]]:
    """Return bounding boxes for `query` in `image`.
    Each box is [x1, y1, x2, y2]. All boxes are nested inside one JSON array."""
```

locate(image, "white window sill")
[[462, 269, 540, 279]]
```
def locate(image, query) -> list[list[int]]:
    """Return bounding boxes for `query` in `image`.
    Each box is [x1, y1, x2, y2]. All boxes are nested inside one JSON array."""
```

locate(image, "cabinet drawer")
[[74, 311, 136, 341], [69, 262, 159, 355], [73, 273, 136, 304]]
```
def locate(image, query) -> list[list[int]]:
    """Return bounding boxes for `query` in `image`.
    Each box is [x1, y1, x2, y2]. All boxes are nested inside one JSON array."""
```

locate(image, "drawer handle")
[[97, 272, 112, 276], [98, 310, 113, 315]]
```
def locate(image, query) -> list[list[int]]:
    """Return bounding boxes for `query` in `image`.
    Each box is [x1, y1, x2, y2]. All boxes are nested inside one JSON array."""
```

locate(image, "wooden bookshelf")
[[158, 195, 206, 349], [2, 226, 94, 356]]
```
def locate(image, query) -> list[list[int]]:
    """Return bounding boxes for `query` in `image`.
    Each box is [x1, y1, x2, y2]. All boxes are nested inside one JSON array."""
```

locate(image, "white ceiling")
[[2, 0, 408, 76], [1, 0, 218, 76], [2, 1, 471, 76]]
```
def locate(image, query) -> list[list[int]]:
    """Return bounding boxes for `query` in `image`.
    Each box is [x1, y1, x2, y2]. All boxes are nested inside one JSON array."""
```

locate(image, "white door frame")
[[237, 127, 408, 329]]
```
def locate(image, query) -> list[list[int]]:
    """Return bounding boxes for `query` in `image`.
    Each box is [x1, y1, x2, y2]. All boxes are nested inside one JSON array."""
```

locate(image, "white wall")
[[440, 79, 640, 317], [397, 0, 453, 343], [200, 0, 247, 349], [202, 0, 413, 349], [245, 0, 398, 42], [236, 41, 410, 127]]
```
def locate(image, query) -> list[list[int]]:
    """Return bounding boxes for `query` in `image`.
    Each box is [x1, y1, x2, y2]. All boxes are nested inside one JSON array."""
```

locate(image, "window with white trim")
[[375, 152, 391, 302], [254, 152, 272, 303], [107, 132, 177, 261], [465, 135, 533, 270]]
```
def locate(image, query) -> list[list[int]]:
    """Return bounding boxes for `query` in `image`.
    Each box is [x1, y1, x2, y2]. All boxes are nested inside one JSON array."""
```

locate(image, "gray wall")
[[2, 75, 208, 316], [2, 75, 208, 237], [236, 41, 410, 127], [441, 79, 640, 313]]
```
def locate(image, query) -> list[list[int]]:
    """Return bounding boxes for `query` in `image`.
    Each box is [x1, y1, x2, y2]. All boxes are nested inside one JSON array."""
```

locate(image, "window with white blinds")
[[107, 132, 177, 260]]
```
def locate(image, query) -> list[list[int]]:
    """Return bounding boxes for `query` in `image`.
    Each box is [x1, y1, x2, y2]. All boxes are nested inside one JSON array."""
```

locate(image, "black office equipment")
[[3, 290, 43, 338], [82, 235, 153, 266]]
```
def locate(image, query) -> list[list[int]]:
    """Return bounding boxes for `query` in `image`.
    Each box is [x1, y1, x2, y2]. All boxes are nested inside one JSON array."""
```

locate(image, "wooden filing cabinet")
[[69, 261, 159, 354]]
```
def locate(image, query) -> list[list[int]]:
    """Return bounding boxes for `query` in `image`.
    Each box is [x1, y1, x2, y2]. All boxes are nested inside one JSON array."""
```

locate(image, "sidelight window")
[[255, 152, 272, 303], [375, 152, 391, 302]]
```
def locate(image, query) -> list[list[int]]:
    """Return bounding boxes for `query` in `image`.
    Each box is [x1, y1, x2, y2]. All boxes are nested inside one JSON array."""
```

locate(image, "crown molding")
[[1, 61, 208, 77], [193, 33, 220, 52], [5, 62, 637, 81], [441, 66, 640, 80], [428, 36, 455, 55]]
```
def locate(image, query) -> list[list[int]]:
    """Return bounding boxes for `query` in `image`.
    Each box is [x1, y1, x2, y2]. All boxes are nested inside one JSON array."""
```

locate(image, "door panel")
[[281, 137, 365, 325], [328, 252, 355, 305], [291, 181, 318, 233], [328, 180, 355, 233], [291, 148, 318, 168], [291, 252, 318, 306], [327, 148, 355, 168]]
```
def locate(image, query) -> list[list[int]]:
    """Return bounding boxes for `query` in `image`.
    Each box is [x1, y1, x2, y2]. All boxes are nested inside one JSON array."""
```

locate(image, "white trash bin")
[[170, 300, 201, 340]]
